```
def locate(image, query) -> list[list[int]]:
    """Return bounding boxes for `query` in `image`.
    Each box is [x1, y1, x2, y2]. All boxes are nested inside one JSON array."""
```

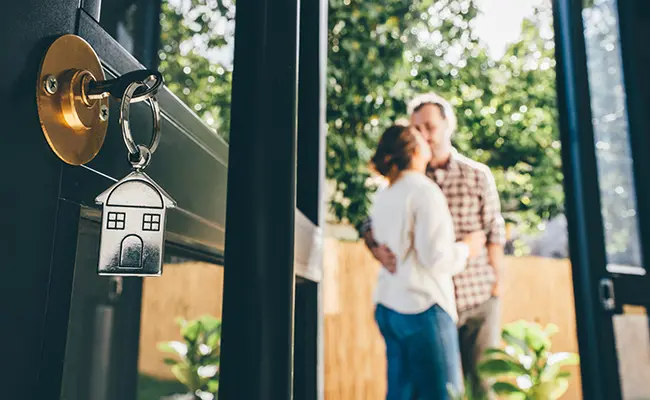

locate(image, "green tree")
[[485, 6, 564, 234], [326, 0, 422, 228], [328, 1, 565, 238], [157, 0, 566, 244], [159, 0, 235, 141], [327, 0, 494, 230]]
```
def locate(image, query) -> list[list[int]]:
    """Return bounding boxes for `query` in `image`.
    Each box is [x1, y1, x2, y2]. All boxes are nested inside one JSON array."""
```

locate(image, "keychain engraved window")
[[95, 80, 177, 276]]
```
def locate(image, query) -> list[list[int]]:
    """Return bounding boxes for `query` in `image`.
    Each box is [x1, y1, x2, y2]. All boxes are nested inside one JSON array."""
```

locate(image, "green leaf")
[[182, 320, 202, 343], [502, 331, 531, 356], [478, 359, 528, 378], [492, 381, 526, 396], [171, 364, 191, 387], [158, 342, 175, 353], [206, 333, 221, 349], [207, 379, 220, 393], [163, 357, 179, 366], [502, 321, 528, 340], [535, 379, 570, 399], [551, 378, 571, 399], [523, 323, 552, 354], [547, 352, 580, 367], [158, 341, 188, 357], [200, 315, 221, 332], [482, 348, 515, 361]]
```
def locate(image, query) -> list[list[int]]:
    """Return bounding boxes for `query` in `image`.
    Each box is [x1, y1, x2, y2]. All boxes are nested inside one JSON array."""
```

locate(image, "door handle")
[[36, 34, 163, 166], [599, 277, 616, 312]]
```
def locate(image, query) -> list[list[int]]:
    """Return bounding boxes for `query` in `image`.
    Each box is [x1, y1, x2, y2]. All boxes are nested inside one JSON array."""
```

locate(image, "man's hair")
[[406, 92, 457, 134]]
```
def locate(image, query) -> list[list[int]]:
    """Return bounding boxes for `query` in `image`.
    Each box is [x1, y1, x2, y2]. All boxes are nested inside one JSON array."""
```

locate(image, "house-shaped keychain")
[[95, 171, 176, 276]]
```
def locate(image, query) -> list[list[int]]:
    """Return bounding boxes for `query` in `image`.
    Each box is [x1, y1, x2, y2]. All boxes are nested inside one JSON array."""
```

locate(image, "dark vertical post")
[[294, 0, 328, 398], [219, 0, 301, 397], [0, 2, 77, 397], [552, 0, 621, 399], [617, 0, 650, 292], [293, 279, 319, 400], [296, 0, 328, 226]]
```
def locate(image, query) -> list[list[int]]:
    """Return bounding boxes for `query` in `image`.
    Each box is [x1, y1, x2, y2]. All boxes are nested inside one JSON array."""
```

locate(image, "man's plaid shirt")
[[361, 149, 506, 312]]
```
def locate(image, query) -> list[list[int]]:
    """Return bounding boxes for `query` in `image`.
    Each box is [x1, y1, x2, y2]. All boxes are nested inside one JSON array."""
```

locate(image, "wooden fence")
[[138, 262, 225, 379], [135, 238, 650, 399], [322, 239, 583, 400]]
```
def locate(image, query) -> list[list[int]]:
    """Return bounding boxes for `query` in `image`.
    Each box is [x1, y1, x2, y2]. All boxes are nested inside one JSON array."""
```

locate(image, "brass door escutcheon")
[[37, 34, 109, 166]]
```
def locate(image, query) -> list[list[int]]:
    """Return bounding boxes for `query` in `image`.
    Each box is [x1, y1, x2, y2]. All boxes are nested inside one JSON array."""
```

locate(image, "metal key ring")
[[120, 81, 161, 159], [129, 144, 152, 170]]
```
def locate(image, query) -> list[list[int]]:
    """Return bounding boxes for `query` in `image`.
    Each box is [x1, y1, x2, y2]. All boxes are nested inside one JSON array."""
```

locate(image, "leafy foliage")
[[477, 320, 579, 400], [158, 315, 222, 399], [326, 0, 420, 227], [328, 1, 565, 235], [159, 0, 235, 141], [479, 6, 564, 242], [327, 0, 495, 230], [158, 0, 565, 241]]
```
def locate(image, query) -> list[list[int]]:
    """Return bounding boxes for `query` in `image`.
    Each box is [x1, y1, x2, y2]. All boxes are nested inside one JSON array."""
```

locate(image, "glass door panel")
[[581, 0, 643, 275], [60, 216, 224, 400], [97, 0, 235, 141], [580, 0, 650, 398], [138, 258, 224, 400]]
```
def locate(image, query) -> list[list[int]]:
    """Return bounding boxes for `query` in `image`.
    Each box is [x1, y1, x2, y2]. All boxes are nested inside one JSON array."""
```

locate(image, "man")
[[361, 92, 506, 399]]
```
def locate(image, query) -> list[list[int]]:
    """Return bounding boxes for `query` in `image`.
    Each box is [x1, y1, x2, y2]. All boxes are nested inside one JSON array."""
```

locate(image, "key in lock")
[[37, 34, 163, 166], [37, 35, 175, 277], [95, 81, 176, 277]]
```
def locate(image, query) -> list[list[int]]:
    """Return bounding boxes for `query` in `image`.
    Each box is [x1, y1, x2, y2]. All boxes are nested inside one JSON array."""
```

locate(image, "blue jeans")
[[375, 304, 463, 400]]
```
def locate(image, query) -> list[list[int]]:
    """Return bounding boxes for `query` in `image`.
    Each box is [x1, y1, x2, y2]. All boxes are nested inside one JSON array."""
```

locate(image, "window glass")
[[98, 0, 235, 141], [60, 217, 223, 400], [582, 0, 644, 274]]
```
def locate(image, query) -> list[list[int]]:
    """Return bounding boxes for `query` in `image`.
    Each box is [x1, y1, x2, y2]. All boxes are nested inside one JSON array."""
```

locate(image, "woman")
[[370, 124, 486, 400]]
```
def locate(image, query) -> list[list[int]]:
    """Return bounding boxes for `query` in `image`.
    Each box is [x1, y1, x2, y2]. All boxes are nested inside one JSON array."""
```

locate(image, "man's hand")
[[462, 230, 487, 258], [363, 229, 397, 273], [371, 245, 397, 274], [487, 243, 504, 298], [491, 279, 499, 297]]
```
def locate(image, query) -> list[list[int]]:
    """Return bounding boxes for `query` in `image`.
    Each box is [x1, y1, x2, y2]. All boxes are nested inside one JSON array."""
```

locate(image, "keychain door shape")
[[96, 80, 176, 276], [96, 172, 175, 276]]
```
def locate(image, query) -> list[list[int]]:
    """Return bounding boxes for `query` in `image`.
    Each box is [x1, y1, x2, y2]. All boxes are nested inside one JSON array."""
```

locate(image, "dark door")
[[0, 1, 325, 399], [554, 0, 650, 398]]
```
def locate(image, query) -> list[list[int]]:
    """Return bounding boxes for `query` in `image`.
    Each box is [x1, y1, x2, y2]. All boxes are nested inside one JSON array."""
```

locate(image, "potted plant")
[[477, 320, 580, 399], [158, 315, 222, 400]]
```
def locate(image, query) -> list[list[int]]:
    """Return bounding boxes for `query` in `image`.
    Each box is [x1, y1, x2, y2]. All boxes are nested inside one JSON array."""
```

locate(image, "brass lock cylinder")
[[37, 35, 109, 165]]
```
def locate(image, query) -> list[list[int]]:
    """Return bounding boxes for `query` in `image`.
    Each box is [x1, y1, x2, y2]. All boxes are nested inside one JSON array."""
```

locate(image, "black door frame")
[[553, 0, 650, 398], [1, 1, 326, 399]]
